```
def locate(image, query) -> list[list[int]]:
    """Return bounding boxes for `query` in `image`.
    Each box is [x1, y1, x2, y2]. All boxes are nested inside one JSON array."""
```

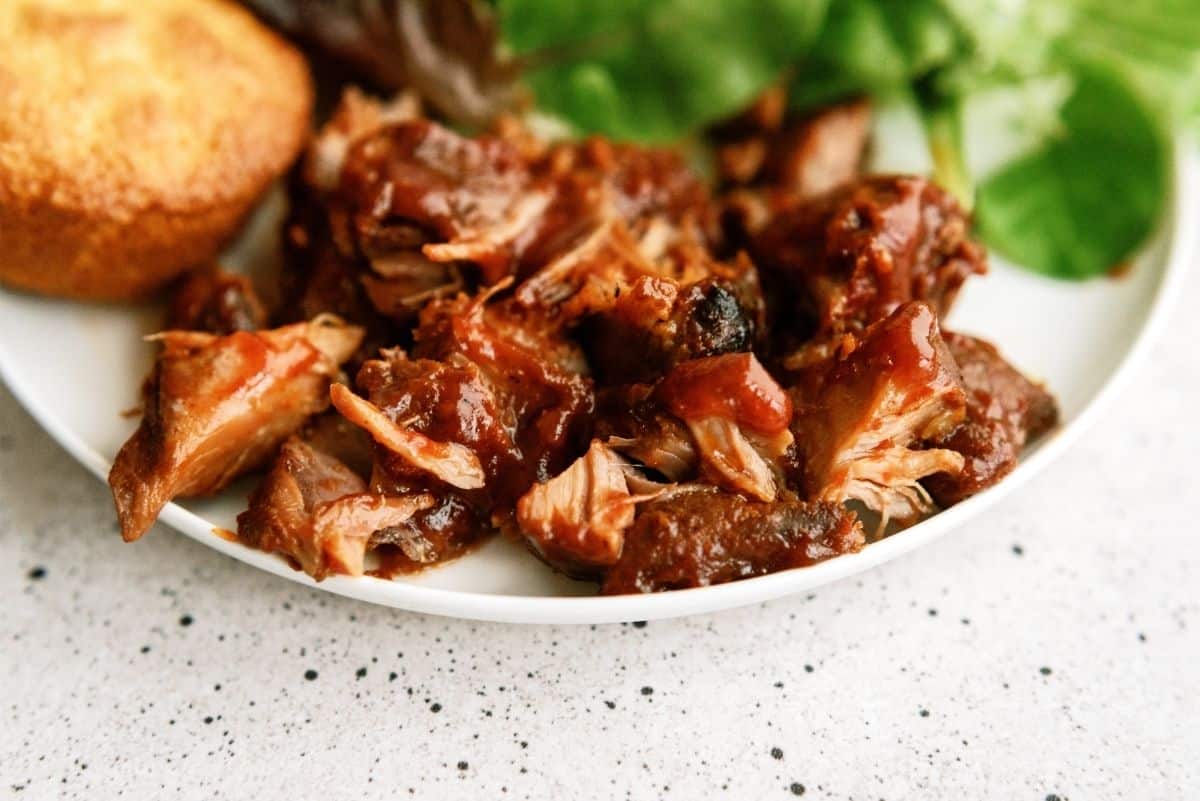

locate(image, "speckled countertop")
[[4, 270, 1199, 801]]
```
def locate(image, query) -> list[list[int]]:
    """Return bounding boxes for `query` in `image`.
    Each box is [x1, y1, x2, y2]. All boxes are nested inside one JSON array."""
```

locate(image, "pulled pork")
[[110, 317, 363, 541], [111, 88, 1057, 594]]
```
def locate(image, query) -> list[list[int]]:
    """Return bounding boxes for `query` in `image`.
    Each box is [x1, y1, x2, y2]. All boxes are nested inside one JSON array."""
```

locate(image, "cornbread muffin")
[[0, 0, 313, 300]]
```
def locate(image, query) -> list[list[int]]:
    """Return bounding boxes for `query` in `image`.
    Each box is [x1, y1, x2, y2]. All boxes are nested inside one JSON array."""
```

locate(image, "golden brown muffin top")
[[0, 0, 313, 220]]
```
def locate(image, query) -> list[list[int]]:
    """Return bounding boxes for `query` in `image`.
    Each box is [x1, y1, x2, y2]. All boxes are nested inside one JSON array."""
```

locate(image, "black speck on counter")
[[789, 782, 805, 796], [304, 670, 318, 681], [1137, 632, 1147, 642], [1046, 795, 1063, 801], [389, 672, 398, 682], [1040, 667, 1053, 676], [604, 700, 616, 710], [770, 747, 783, 760], [928, 608, 938, 617], [203, 716, 213, 725], [140, 646, 151, 654], [179, 615, 194, 627], [803, 664, 814, 673], [456, 761, 468, 771], [356, 667, 367, 679], [631, 620, 647, 629], [430, 703, 442, 713], [640, 686, 654, 696], [1012, 544, 1024, 556], [27, 566, 46, 581], [919, 709, 930, 718]]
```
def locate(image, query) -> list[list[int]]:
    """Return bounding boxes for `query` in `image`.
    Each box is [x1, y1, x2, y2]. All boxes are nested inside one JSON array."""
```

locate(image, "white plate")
[[1, 136, 1195, 624]]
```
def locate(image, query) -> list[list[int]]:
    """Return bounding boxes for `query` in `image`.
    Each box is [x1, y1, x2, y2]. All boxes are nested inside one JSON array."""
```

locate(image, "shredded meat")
[[594, 384, 699, 482], [716, 97, 871, 198], [109, 317, 364, 541], [714, 94, 872, 245], [580, 271, 763, 385], [238, 437, 435, 579], [753, 175, 987, 351], [111, 89, 1055, 593], [166, 265, 266, 334], [516, 440, 659, 577], [367, 493, 487, 574], [789, 302, 966, 531], [601, 490, 864, 594], [922, 333, 1058, 506]]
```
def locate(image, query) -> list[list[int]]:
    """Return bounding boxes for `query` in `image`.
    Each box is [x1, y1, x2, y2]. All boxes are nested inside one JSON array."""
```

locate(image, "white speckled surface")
[[3, 270, 1199, 801]]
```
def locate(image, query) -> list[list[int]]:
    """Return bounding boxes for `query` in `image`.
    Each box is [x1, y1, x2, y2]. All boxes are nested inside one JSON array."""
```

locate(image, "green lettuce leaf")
[[499, 0, 829, 142], [789, 0, 964, 110], [974, 61, 1169, 279]]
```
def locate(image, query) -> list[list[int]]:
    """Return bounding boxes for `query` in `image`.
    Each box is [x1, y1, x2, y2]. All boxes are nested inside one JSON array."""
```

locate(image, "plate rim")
[[2, 142, 1196, 625]]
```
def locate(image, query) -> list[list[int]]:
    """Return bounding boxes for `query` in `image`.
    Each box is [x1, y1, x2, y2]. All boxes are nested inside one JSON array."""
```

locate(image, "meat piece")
[[711, 86, 788, 185], [601, 490, 864, 594], [656, 353, 794, 501], [283, 90, 426, 326], [764, 100, 872, 200], [580, 272, 762, 385], [298, 411, 375, 480], [331, 382, 487, 490], [166, 266, 266, 334], [714, 97, 871, 246], [595, 384, 698, 482], [536, 137, 712, 239], [340, 119, 537, 284], [409, 289, 594, 503], [238, 438, 366, 577], [306, 88, 423, 193], [285, 98, 523, 334], [789, 302, 966, 530], [309, 492, 437, 576], [368, 493, 488, 575], [516, 441, 659, 577], [752, 175, 986, 345], [109, 317, 364, 542], [237, 437, 434, 579], [716, 98, 870, 198], [509, 146, 722, 329], [923, 333, 1058, 506]]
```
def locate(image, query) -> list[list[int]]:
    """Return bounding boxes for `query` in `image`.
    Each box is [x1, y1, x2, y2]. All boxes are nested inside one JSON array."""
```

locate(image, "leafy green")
[[498, 0, 829, 142], [1062, 0, 1200, 127], [975, 61, 1168, 279], [788, 0, 964, 110]]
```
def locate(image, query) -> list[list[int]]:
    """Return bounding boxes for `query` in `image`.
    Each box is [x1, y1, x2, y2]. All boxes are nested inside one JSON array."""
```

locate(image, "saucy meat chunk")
[[601, 490, 864, 594], [515, 440, 650, 577], [580, 273, 761, 385], [923, 333, 1058, 506], [656, 353, 794, 502], [752, 175, 986, 346], [109, 317, 364, 541], [594, 384, 698, 482], [238, 438, 436, 579], [166, 266, 266, 334], [331, 286, 594, 531], [716, 97, 871, 199], [410, 291, 595, 499], [789, 302, 966, 530]]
